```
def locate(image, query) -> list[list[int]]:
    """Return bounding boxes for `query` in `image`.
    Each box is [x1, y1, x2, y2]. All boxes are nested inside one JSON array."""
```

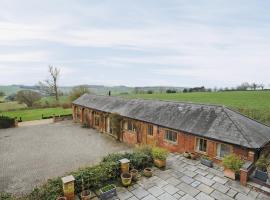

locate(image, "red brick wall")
[[123, 131, 137, 145]]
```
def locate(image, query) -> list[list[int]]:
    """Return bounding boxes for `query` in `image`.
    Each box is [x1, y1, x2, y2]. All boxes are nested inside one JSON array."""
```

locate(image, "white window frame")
[[196, 138, 207, 153], [216, 143, 231, 159], [164, 130, 177, 143]]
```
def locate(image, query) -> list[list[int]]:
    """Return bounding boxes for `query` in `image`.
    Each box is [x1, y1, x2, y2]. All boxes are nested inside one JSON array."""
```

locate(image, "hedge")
[[1, 146, 154, 200], [0, 116, 15, 129]]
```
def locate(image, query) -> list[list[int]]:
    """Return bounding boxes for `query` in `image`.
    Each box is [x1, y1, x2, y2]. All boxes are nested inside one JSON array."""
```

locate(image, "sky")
[[0, 0, 270, 87]]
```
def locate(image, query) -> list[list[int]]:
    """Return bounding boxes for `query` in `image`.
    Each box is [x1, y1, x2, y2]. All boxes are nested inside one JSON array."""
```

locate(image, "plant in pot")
[[99, 184, 117, 200], [80, 178, 91, 200], [130, 168, 139, 181], [222, 154, 244, 180], [200, 155, 213, 168], [143, 168, 153, 177], [152, 147, 169, 168], [190, 152, 196, 160], [255, 155, 269, 182], [121, 172, 132, 186], [183, 152, 191, 159]]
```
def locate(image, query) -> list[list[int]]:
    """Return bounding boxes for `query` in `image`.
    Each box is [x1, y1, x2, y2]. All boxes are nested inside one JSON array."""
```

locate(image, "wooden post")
[[61, 175, 75, 200]]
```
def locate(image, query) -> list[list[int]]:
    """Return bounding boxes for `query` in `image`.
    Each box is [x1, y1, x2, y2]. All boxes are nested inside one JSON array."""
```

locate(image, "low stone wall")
[[53, 114, 73, 122]]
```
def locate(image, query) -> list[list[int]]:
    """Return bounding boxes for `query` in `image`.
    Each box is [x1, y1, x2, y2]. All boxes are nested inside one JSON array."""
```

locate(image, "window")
[[94, 116, 99, 126], [125, 120, 136, 132], [165, 130, 177, 142], [147, 125, 153, 136], [217, 143, 231, 158], [196, 138, 207, 152]]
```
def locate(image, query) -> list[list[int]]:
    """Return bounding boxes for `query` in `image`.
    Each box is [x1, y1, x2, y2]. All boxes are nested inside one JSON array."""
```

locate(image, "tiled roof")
[[73, 94, 270, 149]]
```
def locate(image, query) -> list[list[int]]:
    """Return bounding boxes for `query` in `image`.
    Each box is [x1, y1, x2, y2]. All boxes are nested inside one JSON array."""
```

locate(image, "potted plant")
[[201, 155, 213, 167], [183, 152, 190, 159], [121, 172, 132, 186], [80, 178, 91, 200], [130, 169, 139, 181], [99, 184, 117, 200], [190, 152, 196, 160], [222, 154, 244, 180], [152, 147, 169, 168], [255, 155, 269, 182], [143, 168, 153, 177]]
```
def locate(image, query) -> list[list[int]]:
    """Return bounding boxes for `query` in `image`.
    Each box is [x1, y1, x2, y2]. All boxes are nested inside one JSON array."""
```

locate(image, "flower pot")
[[201, 158, 213, 168], [143, 168, 153, 177], [130, 169, 139, 181], [81, 190, 91, 200], [99, 184, 117, 200], [121, 172, 132, 186], [183, 152, 190, 159], [56, 197, 67, 200], [255, 169, 268, 182], [224, 168, 236, 180], [190, 153, 196, 160], [154, 159, 166, 168]]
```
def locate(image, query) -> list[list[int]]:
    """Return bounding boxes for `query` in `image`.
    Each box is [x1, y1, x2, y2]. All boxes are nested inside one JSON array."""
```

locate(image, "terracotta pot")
[[130, 169, 139, 181], [224, 168, 236, 180], [56, 197, 67, 200], [80, 190, 91, 200], [154, 159, 166, 168], [143, 168, 153, 177], [190, 153, 196, 160], [121, 172, 132, 186]]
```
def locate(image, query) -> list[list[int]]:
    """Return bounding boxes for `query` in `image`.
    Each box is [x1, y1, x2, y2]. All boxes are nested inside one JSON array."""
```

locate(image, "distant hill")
[[0, 84, 187, 96]]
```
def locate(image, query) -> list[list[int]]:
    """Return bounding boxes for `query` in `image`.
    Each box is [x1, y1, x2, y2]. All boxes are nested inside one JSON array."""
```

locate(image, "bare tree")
[[258, 83, 264, 90], [250, 83, 258, 91], [16, 90, 41, 107], [39, 66, 61, 101]]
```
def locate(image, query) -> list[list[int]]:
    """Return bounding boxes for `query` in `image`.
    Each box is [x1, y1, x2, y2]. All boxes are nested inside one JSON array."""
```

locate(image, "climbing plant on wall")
[[109, 112, 123, 141]]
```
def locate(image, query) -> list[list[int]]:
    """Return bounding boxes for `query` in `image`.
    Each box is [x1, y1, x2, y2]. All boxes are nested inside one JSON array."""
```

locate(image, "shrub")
[[152, 147, 169, 160], [0, 116, 16, 129], [62, 103, 71, 109], [222, 154, 244, 174], [255, 155, 269, 172], [0, 192, 15, 200]]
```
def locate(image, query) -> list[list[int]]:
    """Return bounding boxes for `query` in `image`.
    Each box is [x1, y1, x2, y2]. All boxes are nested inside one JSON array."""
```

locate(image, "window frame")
[[164, 129, 178, 143], [216, 143, 232, 159], [147, 125, 154, 136], [196, 137, 207, 153], [125, 120, 137, 133]]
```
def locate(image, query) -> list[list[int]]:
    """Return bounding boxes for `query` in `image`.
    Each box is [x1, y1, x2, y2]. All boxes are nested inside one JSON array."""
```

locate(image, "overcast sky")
[[0, 0, 269, 87]]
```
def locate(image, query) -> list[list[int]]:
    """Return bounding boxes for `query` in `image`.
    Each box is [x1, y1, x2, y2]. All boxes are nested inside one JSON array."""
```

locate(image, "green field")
[[0, 107, 72, 121], [120, 91, 270, 125], [0, 101, 27, 111]]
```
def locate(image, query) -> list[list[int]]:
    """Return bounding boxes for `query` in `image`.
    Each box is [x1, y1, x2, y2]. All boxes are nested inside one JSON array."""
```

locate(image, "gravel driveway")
[[0, 121, 130, 194]]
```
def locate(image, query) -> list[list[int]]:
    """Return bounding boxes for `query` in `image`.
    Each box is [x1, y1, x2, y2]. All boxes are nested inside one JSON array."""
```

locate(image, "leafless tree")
[[16, 90, 41, 107], [39, 65, 61, 101], [258, 83, 264, 90], [250, 83, 258, 90]]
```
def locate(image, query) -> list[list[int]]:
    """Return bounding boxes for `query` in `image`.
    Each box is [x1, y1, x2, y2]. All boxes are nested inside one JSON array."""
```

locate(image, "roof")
[[73, 94, 270, 149]]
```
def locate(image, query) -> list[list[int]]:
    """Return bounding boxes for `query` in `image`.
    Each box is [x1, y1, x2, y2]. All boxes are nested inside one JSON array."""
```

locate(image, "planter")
[[201, 158, 213, 168], [224, 168, 236, 180], [56, 197, 67, 200], [190, 153, 196, 160], [255, 169, 268, 182], [121, 173, 132, 186], [154, 159, 166, 168], [183, 152, 190, 159], [130, 169, 139, 181], [143, 168, 153, 177], [99, 184, 117, 200], [81, 190, 91, 200], [119, 158, 130, 173]]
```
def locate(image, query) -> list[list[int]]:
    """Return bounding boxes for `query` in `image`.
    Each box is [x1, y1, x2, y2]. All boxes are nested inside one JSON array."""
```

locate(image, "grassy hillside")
[[120, 91, 270, 125], [1, 107, 72, 121]]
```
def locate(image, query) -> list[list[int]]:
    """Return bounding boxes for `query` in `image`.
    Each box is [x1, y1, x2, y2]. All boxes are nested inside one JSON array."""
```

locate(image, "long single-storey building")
[[72, 94, 270, 163]]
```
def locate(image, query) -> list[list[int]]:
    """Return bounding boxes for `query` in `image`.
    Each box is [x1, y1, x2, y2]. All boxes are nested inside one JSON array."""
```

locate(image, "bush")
[[0, 192, 15, 200], [0, 116, 16, 129], [255, 155, 269, 172], [152, 147, 169, 160], [222, 154, 244, 174], [62, 103, 71, 109]]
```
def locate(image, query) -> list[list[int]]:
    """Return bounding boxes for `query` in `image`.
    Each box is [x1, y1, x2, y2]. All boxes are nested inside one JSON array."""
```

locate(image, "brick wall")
[[73, 105, 254, 163]]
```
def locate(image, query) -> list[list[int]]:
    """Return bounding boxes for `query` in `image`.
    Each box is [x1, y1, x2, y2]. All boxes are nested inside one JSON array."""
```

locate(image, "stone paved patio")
[[111, 154, 270, 200]]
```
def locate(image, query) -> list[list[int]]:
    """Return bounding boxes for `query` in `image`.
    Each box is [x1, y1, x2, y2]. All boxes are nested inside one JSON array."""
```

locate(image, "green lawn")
[[120, 91, 270, 125], [0, 107, 72, 121], [39, 96, 69, 105]]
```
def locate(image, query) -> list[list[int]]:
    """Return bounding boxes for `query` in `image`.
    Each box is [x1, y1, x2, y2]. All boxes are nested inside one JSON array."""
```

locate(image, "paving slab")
[[196, 192, 215, 200], [162, 184, 179, 195], [158, 192, 177, 200], [177, 183, 200, 197], [212, 182, 230, 193], [213, 176, 228, 185], [196, 184, 214, 194], [147, 186, 164, 197], [131, 187, 149, 199], [194, 174, 215, 186], [210, 190, 234, 200]]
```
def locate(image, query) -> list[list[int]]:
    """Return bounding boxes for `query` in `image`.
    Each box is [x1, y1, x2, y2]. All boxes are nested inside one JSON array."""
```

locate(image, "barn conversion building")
[[72, 94, 270, 163]]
